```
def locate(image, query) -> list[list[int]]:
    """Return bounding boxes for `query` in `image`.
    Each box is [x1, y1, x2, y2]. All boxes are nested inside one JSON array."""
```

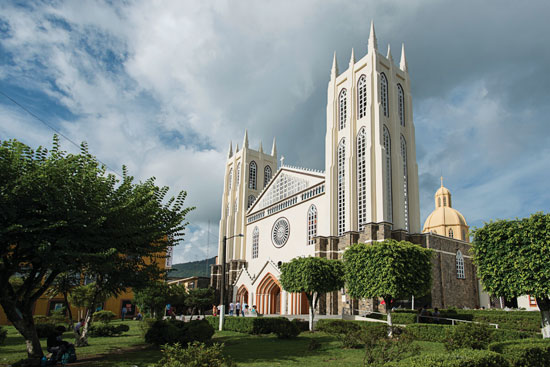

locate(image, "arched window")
[[339, 89, 347, 130], [383, 126, 392, 223], [438, 197, 441, 207], [443, 197, 447, 207], [264, 165, 272, 188], [228, 167, 233, 190], [338, 139, 346, 235], [357, 128, 368, 230], [462, 229, 467, 241], [401, 135, 409, 231], [252, 227, 259, 259], [381, 73, 389, 117], [449, 228, 454, 238], [249, 161, 257, 190], [456, 250, 465, 279], [397, 84, 405, 126], [307, 205, 318, 245], [247, 195, 256, 209], [358, 75, 367, 119], [236, 162, 241, 186]]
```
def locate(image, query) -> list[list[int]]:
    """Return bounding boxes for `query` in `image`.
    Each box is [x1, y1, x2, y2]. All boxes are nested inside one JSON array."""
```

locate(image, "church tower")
[[218, 131, 278, 263], [324, 22, 421, 236]]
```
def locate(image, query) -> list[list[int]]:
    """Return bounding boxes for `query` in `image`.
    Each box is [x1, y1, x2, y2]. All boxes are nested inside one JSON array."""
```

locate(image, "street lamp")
[[219, 233, 243, 331]]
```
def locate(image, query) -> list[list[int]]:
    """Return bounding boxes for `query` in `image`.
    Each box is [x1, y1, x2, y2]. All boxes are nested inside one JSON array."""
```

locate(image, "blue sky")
[[1, 0, 549, 264]]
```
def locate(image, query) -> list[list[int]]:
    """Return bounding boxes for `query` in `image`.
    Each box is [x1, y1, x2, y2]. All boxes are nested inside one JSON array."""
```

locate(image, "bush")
[[154, 342, 235, 367], [489, 339, 550, 367], [145, 319, 214, 346], [93, 310, 116, 323], [365, 310, 418, 324], [0, 327, 7, 345], [316, 319, 362, 334], [272, 318, 300, 339], [89, 323, 130, 337], [291, 318, 309, 332], [386, 349, 510, 367], [206, 316, 302, 336], [435, 309, 541, 332], [445, 322, 495, 351], [35, 323, 58, 338]]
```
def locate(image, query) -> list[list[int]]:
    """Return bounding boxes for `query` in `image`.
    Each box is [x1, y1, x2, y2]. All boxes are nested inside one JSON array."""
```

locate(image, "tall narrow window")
[[456, 250, 465, 279], [249, 161, 257, 189], [381, 73, 389, 117], [338, 139, 346, 235], [357, 128, 368, 230], [247, 195, 256, 209], [398, 84, 405, 126], [438, 197, 441, 207], [226, 203, 229, 217], [307, 205, 318, 246], [339, 89, 347, 130], [383, 126, 393, 223], [358, 75, 367, 119], [462, 229, 467, 241], [252, 227, 259, 259], [401, 135, 409, 231], [228, 167, 233, 190], [443, 197, 447, 206], [449, 228, 454, 238], [234, 199, 238, 213], [236, 162, 241, 186], [264, 165, 272, 188]]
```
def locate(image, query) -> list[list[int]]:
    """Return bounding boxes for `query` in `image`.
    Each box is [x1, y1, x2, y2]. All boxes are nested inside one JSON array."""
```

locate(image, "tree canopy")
[[343, 240, 433, 331], [472, 213, 550, 337], [0, 136, 193, 359], [279, 256, 344, 330]]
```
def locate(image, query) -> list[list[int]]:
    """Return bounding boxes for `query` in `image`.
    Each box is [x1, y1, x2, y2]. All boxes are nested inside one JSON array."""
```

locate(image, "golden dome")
[[423, 206, 468, 232]]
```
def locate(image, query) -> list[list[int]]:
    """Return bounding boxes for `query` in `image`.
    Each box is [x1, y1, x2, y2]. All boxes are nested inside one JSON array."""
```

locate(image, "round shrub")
[[272, 318, 300, 339], [489, 339, 550, 367], [445, 322, 495, 351], [145, 319, 214, 346], [145, 320, 180, 346], [154, 342, 235, 367], [89, 322, 129, 337], [183, 320, 215, 344], [93, 310, 116, 323]]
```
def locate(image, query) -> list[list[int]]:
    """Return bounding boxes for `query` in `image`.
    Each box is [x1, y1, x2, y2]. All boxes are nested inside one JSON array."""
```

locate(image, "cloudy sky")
[[1, 0, 549, 264]]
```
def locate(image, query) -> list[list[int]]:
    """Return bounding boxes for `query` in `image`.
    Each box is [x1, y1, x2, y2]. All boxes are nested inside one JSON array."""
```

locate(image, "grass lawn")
[[1, 322, 445, 367]]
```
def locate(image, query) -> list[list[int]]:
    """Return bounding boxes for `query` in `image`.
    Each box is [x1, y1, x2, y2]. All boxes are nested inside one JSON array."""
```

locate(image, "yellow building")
[[423, 178, 469, 242]]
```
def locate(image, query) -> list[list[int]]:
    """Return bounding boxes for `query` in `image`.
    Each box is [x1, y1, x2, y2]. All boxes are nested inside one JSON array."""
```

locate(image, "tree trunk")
[[0, 296, 43, 362], [75, 309, 92, 347], [62, 291, 79, 341], [307, 293, 317, 331], [537, 297, 550, 338], [384, 296, 393, 337]]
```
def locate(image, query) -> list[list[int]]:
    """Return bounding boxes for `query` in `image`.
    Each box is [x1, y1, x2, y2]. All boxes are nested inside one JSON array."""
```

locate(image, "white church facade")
[[211, 23, 481, 315]]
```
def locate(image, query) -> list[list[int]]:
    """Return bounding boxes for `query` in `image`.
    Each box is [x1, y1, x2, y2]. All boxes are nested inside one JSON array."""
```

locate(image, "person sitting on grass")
[[47, 326, 71, 363]]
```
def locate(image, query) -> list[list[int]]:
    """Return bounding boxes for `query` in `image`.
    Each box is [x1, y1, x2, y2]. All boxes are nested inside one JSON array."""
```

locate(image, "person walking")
[[121, 306, 127, 321], [212, 304, 218, 317], [236, 302, 241, 317], [229, 302, 234, 316]]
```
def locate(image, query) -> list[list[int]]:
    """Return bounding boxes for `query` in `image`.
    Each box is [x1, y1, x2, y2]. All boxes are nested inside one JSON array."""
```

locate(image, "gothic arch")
[[256, 273, 282, 315]]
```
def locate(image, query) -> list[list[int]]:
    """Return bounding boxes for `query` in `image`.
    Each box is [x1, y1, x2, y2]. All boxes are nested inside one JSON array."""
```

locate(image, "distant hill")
[[168, 256, 216, 278]]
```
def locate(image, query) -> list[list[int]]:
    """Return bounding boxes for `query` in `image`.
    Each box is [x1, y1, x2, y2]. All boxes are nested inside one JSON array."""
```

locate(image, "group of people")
[[417, 306, 441, 323], [212, 302, 256, 316]]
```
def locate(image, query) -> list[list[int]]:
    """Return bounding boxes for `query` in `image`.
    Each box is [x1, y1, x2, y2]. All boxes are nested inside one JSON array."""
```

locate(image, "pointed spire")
[[228, 141, 233, 158], [271, 137, 277, 157], [440, 176, 444, 188], [368, 20, 378, 51], [235, 143, 239, 153], [386, 44, 393, 62], [349, 48, 355, 66], [259, 141, 263, 154], [331, 51, 339, 79], [400, 43, 408, 72], [243, 129, 249, 149]]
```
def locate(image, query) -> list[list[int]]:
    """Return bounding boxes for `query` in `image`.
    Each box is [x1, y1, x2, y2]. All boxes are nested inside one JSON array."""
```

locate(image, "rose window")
[[272, 217, 290, 248]]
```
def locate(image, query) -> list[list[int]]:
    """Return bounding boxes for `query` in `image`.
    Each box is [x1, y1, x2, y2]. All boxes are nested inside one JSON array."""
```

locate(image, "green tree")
[[134, 282, 173, 320], [279, 257, 344, 331], [472, 213, 550, 338], [46, 271, 81, 338], [343, 240, 433, 335], [168, 284, 188, 313], [185, 288, 215, 319], [0, 137, 193, 360]]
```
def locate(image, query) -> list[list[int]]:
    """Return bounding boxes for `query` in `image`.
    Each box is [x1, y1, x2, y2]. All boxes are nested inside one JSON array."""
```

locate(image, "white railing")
[[359, 310, 499, 329]]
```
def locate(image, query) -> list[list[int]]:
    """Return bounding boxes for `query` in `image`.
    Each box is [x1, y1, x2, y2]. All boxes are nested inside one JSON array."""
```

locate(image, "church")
[[211, 23, 481, 315]]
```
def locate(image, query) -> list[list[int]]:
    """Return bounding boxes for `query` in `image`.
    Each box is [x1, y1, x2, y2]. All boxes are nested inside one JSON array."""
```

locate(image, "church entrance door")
[[256, 273, 282, 315]]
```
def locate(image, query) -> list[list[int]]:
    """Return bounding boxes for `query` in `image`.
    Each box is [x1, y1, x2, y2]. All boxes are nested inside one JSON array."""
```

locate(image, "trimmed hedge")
[[366, 310, 418, 324], [436, 309, 541, 332], [145, 319, 214, 346], [89, 323, 130, 337], [489, 338, 550, 367], [405, 323, 539, 343], [386, 349, 509, 367], [206, 316, 303, 337], [93, 310, 116, 323]]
